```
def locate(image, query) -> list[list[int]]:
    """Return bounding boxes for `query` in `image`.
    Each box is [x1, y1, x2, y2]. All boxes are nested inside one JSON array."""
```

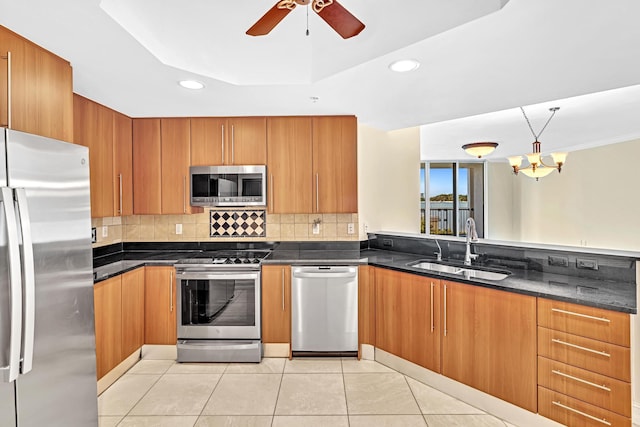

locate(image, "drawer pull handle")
[[551, 308, 610, 323], [551, 370, 611, 392], [552, 401, 611, 426], [551, 338, 610, 358]]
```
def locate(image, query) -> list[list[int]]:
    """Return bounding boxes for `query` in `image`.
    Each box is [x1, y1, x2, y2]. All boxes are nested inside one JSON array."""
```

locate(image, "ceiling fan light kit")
[[247, 0, 365, 39]]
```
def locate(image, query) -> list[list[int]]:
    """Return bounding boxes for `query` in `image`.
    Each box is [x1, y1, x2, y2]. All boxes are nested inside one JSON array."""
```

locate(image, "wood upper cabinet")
[[375, 268, 441, 372], [441, 280, 537, 412], [73, 94, 114, 218], [312, 116, 357, 213], [0, 25, 73, 142], [133, 118, 162, 214], [190, 116, 266, 166], [266, 117, 313, 213], [121, 268, 145, 357], [94, 276, 122, 380], [114, 111, 133, 216], [144, 266, 177, 345], [160, 118, 198, 214], [261, 265, 291, 344]]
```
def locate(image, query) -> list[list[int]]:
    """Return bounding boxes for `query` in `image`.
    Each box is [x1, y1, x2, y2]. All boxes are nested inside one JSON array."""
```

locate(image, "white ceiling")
[[1, 0, 640, 159]]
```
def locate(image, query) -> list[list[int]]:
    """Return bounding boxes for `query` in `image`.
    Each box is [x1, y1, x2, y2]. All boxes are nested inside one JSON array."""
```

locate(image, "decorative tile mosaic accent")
[[210, 210, 266, 238]]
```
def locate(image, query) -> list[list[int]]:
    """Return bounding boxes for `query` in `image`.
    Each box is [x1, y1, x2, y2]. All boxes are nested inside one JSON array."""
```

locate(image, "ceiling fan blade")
[[246, 2, 295, 36], [315, 0, 365, 39]]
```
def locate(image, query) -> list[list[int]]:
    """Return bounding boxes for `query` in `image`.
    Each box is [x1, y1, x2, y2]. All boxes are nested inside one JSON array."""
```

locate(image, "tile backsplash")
[[92, 210, 358, 247]]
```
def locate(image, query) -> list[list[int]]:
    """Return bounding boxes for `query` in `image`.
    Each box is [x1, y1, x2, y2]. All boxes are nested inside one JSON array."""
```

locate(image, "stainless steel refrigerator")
[[0, 129, 98, 426]]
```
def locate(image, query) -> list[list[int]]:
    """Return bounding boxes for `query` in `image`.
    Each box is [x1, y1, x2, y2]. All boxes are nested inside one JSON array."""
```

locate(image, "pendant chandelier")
[[508, 107, 567, 180]]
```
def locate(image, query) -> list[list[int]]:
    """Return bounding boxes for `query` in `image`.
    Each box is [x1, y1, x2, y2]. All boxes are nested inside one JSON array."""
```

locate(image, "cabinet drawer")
[[539, 387, 630, 427], [538, 357, 631, 417], [538, 299, 629, 346], [538, 327, 630, 382]]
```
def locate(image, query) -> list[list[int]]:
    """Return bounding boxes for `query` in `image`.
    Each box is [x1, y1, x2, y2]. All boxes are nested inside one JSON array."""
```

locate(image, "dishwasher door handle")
[[292, 271, 357, 279]]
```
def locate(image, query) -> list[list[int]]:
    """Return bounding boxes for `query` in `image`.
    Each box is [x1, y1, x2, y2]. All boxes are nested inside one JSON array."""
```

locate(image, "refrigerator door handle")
[[0, 186, 22, 382], [15, 188, 34, 374]]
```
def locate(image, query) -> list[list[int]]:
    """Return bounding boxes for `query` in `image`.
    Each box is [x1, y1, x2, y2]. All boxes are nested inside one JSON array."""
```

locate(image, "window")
[[420, 162, 485, 237]]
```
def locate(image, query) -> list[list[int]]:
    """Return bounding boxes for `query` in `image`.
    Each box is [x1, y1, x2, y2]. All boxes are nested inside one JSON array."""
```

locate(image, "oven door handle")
[[176, 271, 260, 281]]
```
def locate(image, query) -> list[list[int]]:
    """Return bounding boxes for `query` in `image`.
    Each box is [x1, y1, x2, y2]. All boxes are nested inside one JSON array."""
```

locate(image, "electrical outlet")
[[312, 223, 320, 235], [347, 223, 355, 234], [577, 258, 598, 270], [91, 227, 97, 243], [101, 226, 108, 237], [382, 238, 393, 247], [176, 224, 183, 235]]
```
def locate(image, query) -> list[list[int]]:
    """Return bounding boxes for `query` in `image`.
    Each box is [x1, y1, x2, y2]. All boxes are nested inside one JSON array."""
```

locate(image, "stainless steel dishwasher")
[[291, 266, 358, 356]]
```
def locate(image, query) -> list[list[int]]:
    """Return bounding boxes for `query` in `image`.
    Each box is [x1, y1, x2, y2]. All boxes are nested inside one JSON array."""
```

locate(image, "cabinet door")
[[261, 265, 291, 343], [441, 281, 537, 412], [94, 276, 122, 379], [73, 94, 114, 218], [114, 111, 133, 216], [121, 268, 145, 357], [190, 117, 226, 165], [266, 117, 313, 213], [312, 116, 357, 213], [144, 266, 176, 345], [160, 118, 193, 214], [133, 118, 162, 214], [375, 268, 441, 372], [358, 265, 376, 348], [227, 117, 267, 165], [0, 26, 73, 142]]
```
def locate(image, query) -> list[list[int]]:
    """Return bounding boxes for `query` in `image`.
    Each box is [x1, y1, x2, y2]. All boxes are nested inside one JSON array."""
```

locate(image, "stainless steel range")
[[175, 250, 269, 363]]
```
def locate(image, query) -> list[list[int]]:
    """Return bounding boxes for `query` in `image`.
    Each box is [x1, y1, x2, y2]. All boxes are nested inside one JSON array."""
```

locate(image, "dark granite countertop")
[[92, 242, 636, 314], [360, 249, 636, 314]]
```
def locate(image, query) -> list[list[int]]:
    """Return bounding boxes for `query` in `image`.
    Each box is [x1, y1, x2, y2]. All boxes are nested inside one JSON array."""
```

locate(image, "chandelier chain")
[[520, 107, 559, 141]]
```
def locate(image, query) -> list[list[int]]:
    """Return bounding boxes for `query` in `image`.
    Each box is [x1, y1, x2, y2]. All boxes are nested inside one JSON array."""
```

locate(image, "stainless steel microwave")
[[190, 165, 266, 207]]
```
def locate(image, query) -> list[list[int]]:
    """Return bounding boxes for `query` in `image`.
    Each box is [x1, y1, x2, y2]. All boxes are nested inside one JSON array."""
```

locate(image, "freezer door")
[[6, 130, 98, 426]]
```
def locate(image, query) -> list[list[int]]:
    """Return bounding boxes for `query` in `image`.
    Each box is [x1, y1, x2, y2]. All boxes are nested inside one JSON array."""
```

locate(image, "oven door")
[[176, 270, 261, 340]]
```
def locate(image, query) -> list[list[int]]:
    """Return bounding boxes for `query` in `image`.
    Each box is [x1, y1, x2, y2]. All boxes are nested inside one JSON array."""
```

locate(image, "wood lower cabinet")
[[358, 265, 375, 349], [375, 268, 441, 372], [121, 268, 145, 357], [537, 297, 631, 425], [94, 276, 122, 379], [441, 280, 537, 412], [144, 266, 177, 345], [261, 265, 291, 344], [0, 25, 73, 142], [312, 116, 357, 213], [266, 117, 313, 213]]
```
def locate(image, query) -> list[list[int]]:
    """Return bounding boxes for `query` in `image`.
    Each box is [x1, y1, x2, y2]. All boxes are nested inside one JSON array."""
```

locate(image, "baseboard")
[[262, 343, 290, 358], [360, 343, 375, 360], [97, 348, 141, 395], [375, 348, 563, 427], [633, 401, 639, 424], [141, 344, 177, 360]]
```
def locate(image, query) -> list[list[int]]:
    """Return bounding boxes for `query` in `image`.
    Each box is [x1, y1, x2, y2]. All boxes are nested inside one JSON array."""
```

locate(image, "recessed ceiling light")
[[389, 59, 420, 73], [178, 80, 205, 90]]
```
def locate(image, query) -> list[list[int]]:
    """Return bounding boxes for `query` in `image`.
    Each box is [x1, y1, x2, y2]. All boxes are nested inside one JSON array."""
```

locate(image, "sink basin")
[[407, 260, 511, 281]]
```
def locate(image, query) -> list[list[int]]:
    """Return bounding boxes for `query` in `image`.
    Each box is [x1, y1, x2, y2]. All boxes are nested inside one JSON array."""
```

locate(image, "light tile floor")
[[98, 358, 520, 427]]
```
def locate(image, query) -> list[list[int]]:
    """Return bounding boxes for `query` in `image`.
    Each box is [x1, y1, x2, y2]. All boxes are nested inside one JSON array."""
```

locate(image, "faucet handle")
[[434, 251, 442, 261]]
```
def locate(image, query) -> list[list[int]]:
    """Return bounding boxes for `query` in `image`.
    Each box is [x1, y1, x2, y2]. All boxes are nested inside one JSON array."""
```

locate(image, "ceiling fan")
[[246, 0, 365, 39]]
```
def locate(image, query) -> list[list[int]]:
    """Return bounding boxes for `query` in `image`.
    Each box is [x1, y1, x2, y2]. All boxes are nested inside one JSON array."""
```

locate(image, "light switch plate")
[[176, 224, 183, 235], [312, 223, 320, 235]]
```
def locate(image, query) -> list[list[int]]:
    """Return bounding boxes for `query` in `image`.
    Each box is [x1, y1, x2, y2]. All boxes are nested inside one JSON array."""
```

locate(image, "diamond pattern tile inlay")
[[210, 210, 266, 238]]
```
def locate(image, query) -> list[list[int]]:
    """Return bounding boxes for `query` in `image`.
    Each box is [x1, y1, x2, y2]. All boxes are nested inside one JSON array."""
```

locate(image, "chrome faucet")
[[434, 239, 442, 261], [464, 218, 479, 266]]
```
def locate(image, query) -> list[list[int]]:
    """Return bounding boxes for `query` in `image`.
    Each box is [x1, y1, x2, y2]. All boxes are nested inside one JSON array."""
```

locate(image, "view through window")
[[420, 162, 485, 237]]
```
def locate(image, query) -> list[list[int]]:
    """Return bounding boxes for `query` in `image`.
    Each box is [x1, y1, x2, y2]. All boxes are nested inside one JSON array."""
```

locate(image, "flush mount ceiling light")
[[178, 80, 205, 90], [389, 59, 420, 73], [508, 107, 567, 181], [462, 142, 498, 158]]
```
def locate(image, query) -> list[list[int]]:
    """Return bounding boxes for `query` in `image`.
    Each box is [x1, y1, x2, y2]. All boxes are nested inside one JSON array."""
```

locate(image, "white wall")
[[488, 138, 640, 252], [358, 125, 421, 239]]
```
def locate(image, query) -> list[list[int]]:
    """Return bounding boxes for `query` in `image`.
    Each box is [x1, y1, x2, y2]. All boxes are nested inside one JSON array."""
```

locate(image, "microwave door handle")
[[15, 189, 34, 374], [0, 187, 23, 383]]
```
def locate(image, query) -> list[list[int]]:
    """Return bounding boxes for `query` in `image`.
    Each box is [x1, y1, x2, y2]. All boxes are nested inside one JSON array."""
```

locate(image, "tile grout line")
[[402, 374, 429, 427], [193, 362, 229, 426], [341, 358, 351, 427], [269, 362, 286, 427]]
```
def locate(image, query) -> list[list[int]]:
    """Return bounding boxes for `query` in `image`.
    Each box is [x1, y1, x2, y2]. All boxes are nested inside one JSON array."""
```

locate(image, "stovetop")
[[175, 250, 270, 267]]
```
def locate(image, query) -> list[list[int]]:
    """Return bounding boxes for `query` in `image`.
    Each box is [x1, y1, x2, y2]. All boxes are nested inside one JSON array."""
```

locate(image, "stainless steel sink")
[[407, 260, 511, 281]]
